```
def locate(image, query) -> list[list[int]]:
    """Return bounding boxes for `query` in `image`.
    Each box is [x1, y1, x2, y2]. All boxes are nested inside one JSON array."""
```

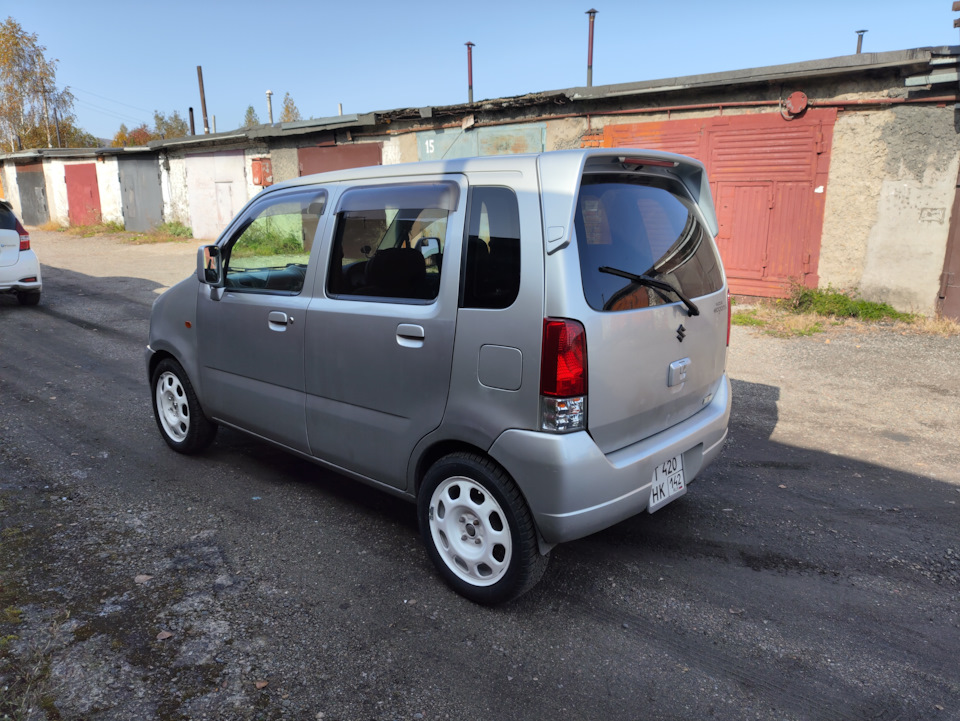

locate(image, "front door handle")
[[397, 323, 425, 348], [268, 311, 292, 331]]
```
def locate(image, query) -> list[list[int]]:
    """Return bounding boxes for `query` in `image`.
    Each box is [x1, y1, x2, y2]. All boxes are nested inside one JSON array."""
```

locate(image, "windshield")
[[575, 174, 723, 312]]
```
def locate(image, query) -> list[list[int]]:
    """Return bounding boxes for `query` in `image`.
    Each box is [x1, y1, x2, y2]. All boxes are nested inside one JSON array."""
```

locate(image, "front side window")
[[223, 189, 327, 294], [327, 182, 458, 302], [575, 174, 723, 312]]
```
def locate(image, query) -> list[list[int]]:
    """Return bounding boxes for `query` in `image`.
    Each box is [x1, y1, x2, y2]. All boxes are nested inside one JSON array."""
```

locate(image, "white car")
[[0, 199, 42, 306]]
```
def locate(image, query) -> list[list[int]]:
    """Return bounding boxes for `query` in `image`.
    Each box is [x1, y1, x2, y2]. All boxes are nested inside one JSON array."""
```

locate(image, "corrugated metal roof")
[[1, 45, 956, 160]]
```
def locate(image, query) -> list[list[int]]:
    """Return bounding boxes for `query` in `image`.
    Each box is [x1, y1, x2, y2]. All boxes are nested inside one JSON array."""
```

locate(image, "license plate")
[[649, 454, 686, 513]]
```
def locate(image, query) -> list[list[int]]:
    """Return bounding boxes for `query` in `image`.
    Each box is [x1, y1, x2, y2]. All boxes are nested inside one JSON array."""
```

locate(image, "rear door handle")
[[397, 323, 425, 348]]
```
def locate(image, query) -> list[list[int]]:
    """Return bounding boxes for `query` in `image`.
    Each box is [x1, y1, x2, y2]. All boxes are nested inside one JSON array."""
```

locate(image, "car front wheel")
[[151, 358, 217, 453], [418, 452, 548, 604]]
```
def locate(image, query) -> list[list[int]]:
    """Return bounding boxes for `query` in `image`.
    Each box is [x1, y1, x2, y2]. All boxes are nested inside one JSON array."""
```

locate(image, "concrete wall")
[[160, 152, 190, 227], [382, 134, 417, 165], [270, 146, 299, 183], [45, 159, 68, 225], [0, 164, 22, 216], [95, 156, 123, 224], [821, 106, 959, 314]]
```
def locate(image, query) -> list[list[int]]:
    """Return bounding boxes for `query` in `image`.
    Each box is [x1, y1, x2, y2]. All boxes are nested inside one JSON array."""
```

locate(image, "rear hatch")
[[0, 202, 20, 267], [573, 155, 728, 454]]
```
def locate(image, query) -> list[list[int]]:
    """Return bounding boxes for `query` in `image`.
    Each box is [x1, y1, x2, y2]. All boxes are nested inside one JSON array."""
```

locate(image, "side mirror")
[[197, 245, 223, 286], [415, 237, 440, 259]]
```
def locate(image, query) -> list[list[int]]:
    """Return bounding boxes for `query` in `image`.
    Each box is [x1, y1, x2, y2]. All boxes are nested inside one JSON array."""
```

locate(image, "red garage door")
[[65, 163, 102, 226], [298, 143, 382, 176], [602, 109, 836, 297]]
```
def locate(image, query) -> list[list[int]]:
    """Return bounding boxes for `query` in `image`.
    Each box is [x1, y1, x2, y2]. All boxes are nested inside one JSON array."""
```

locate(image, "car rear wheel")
[[418, 452, 548, 604], [16, 291, 40, 306], [151, 358, 217, 453]]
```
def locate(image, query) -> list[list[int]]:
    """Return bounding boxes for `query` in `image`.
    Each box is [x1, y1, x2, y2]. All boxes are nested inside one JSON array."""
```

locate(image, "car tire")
[[16, 291, 40, 306], [151, 358, 217, 453], [418, 452, 549, 604]]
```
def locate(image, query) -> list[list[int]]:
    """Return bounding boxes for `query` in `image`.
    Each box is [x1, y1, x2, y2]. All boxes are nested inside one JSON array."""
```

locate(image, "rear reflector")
[[540, 318, 587, 433], [16, 219, 29, 251]]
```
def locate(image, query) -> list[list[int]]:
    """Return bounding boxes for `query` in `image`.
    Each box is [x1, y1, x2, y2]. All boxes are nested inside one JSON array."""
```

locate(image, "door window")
[[461, 187, 521, 309], [223, 189, 327, 294], [326, 182, 459, 302]]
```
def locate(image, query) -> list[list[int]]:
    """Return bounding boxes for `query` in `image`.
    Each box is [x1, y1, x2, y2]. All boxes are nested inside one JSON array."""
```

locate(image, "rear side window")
[[461, 187, 521, 309], [575, 175, 722, 312], [327, 183, 458, 302]]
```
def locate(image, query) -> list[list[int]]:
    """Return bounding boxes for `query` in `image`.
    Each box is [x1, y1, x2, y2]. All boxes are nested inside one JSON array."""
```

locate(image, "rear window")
[[574, 174, 723, 312], [0, 205, 16, 231]]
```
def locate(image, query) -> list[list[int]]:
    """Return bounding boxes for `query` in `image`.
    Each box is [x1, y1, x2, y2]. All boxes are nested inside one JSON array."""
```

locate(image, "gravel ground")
[[0, 229, 958, 721]]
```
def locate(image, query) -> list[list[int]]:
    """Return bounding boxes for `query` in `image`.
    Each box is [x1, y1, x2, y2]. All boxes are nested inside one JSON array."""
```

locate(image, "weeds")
[[789, 286, 915, 322], [731, 285, 958, 337]]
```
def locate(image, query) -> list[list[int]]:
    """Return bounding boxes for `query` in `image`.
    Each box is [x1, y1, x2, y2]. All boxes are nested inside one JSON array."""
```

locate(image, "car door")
[[303, 179, 465, 490], [197, 187, 328, 452]]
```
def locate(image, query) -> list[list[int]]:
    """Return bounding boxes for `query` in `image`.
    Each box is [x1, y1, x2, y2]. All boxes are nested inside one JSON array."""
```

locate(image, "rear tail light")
[[540, 318, 587, 433], [16, 219, 29, 251], [726, 291, 731, 346]]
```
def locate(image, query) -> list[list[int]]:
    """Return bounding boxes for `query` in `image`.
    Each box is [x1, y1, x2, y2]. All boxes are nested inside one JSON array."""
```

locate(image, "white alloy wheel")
[[428, 475, 513, 587], [156, 370, 190, 442]]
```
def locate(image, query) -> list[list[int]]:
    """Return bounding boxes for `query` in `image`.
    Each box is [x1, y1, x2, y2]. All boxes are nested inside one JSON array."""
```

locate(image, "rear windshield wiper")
[[598, 266, 700, 316]]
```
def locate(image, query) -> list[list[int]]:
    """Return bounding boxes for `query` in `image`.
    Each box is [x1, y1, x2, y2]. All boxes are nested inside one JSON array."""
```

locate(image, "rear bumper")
[[489, 374, 730, 544], [0, 251, 42, 293]]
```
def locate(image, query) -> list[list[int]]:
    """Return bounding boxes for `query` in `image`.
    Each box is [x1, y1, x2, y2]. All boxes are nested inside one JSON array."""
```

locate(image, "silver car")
[[146, 149, 730, 604], [0, 199, 42, 306]]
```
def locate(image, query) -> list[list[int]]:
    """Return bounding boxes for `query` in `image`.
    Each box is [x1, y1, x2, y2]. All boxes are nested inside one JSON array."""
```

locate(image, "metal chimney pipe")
[[266, 90, 274, 124], [188, 107, 196, 135], [197, 66, 210, 134], [465, 42, 475, 103], [338, 102, 343, 115], [586, 9, 598, 87], [855, 29, 867, 54]]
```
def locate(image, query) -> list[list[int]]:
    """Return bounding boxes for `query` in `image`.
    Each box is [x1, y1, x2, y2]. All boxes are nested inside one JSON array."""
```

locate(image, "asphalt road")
[[1, 230, 958, 721]]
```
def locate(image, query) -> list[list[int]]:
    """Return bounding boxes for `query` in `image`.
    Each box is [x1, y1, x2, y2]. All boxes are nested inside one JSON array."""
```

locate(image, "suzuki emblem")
[[676, 324, 686, 342]]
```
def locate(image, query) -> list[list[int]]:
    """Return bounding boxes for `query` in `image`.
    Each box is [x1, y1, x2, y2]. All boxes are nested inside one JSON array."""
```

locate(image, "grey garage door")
[[118, 156, 164, 232]]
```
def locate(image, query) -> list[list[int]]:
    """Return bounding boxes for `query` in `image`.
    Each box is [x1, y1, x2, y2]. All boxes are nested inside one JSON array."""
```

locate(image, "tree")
[[126, 123, 152, 146], [0, 16, 80, 150], [242, 105, 259, 128], [279, 92, 301, 123], [110, 123, 129, 147], [110, 110, 188, 146], [153, 109, 188, 140]]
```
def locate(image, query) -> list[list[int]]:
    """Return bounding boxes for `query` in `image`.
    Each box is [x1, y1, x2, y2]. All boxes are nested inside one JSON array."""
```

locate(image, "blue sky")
[[7, 0, 959, 141]]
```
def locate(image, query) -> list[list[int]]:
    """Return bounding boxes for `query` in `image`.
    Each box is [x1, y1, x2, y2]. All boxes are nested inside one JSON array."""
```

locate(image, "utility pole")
[[465, 42, 475, 103], [197, 65, 210, 134], [586, 9, 598, 87], [855, 29, 867, 54]]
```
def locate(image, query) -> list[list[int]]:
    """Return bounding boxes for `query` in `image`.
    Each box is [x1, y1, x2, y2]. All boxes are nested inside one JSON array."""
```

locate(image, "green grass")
[[730, 309, 766, 327], [790, 286, 915, 322], [153, 221, 192, 238]]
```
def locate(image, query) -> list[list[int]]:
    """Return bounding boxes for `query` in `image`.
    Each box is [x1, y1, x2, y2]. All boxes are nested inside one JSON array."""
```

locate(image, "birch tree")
[[0, 17, 78, 150]]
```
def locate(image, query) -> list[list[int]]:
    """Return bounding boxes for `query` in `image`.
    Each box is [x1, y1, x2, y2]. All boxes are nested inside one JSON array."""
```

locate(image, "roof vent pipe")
[[465, 42, 475, 103], [855, 29, 867, 54], [586, 9, 598, 87]]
